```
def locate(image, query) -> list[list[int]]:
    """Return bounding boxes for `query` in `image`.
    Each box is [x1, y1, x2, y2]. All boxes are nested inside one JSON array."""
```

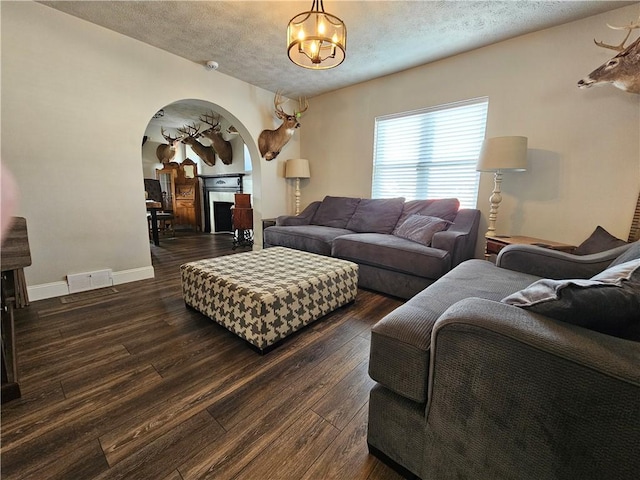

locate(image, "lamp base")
[[294, 177, 301, 216], [485, 170, 503, 237]]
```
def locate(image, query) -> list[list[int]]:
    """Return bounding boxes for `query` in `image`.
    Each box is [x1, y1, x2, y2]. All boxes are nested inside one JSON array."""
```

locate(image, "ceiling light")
[[287, 0, 346, 70]]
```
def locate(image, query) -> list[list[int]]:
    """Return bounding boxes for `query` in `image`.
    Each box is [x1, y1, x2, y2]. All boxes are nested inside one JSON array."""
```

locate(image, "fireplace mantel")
[[198, 174, 245, 233]]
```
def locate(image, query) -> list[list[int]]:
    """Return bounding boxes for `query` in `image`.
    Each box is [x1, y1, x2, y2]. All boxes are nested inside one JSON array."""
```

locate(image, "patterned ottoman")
[[180, 247, 359, 352]]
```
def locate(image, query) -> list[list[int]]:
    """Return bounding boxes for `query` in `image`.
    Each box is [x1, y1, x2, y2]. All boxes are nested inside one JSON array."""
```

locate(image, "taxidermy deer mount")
[[177, 123, 217, 166], [577, 17, 640, 94], [200, 112, 233, 165], [155, 128, 183, 163], [258, 92, 308, 160]]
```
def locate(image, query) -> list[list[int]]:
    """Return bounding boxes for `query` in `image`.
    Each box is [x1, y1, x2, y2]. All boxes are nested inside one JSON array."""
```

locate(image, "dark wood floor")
[[1, 232, 406, 480]]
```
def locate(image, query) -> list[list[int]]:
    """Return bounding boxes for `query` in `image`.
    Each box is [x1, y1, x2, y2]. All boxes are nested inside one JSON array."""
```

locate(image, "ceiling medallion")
[[287, 0, 346, 70]]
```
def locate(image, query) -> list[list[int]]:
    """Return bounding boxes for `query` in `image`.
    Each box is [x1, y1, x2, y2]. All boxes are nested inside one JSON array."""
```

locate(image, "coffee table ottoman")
[[180, 247, 359, 352]]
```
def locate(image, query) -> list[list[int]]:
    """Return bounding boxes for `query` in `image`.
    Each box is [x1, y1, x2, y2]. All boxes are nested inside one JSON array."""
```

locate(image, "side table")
[[232, 193, 254, 249], [485, 235, 576, 261]]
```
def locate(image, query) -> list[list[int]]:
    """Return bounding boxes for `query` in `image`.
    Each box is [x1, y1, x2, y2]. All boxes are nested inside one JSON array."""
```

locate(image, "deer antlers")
[[594, 17, 640, 51], [199, 111, 221, 131], [274, 91, 308, 119], [177, 123, 201, 138], [160, 127, 182, 144]]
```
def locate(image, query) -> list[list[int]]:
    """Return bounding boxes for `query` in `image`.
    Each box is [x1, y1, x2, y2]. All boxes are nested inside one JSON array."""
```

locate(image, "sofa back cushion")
[[311, 196, 361, 229], [393, 198, 460, 233], [345, 197, 405, 233]]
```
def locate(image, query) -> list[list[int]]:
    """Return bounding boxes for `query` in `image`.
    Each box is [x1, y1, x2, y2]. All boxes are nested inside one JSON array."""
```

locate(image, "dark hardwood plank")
[[94, 411, 224, 479], [311, 360, 376, 431], [179, 336, 372, 479], [300, 403, 378, 480], [233, 410, 340, 480], [0, 232, 406, 480], [38, 439, 109, 480]]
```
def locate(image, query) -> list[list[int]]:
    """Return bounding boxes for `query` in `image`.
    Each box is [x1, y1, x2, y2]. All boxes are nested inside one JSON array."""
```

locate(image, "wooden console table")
[[485, 235, 576, 260], [1, 217, 31, 403]]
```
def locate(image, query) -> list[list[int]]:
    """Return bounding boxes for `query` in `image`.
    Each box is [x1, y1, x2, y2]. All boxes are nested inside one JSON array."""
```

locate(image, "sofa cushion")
[[393, 198, 460, 233], [573, 226, 627, 255], [263, 225, 355, 256], [369, 259, 541, 403], [393, 214, 452, 246], [332, 233, 451, 279], [345, 197, 405, 234], [311, 196, 361, 229], [502, 260, 640, 340]]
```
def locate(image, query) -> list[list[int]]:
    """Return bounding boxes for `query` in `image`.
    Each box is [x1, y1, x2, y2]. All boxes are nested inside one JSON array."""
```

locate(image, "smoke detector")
[[205, 60, 219, 71]]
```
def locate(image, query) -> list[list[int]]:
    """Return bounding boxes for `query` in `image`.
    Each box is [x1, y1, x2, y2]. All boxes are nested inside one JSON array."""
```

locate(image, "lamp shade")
[[476, 136, 528, 172], [285, 158, 311, 178]]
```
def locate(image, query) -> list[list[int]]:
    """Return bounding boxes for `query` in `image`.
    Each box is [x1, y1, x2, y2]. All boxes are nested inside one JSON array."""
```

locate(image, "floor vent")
[[66, 269, 113, 294]]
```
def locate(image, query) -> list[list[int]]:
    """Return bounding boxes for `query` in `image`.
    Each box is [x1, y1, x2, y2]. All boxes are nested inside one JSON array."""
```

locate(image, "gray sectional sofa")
[[263, 196, 481, 299], [367, 241, 640, 479]]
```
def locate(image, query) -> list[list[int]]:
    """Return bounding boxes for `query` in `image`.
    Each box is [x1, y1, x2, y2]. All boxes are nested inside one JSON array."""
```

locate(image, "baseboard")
[[27, 266, 155, 301], [111, 266, 155, 286], [27, 281, 71, 301]]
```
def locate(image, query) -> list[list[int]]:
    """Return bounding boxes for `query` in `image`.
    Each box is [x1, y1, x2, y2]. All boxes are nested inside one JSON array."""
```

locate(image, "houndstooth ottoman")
[[180, 247, 359, 352]]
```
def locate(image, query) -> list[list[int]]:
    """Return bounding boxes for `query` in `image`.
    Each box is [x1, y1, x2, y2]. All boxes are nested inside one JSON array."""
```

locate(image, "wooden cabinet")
[[175, 159, 201, 231], [174, 183, 198, 229], [157, 159, 201, 231]]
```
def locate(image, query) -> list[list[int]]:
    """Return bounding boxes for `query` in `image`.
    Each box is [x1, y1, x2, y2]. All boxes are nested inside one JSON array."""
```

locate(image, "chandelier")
[[287, 0, 347, 70]]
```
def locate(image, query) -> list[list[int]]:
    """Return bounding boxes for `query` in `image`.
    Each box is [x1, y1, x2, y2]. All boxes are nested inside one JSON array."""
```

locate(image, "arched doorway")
[[141, 99, 262, 245]]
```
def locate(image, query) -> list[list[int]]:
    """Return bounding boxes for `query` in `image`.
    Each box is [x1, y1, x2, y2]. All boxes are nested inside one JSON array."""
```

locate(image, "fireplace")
[[199, 174, 245, 233], [213, 201, 234, 232]]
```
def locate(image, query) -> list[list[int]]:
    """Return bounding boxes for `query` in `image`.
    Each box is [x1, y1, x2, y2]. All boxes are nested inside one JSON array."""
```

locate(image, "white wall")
[[301, 4, 640, 255], [1, 2, 298, 299]]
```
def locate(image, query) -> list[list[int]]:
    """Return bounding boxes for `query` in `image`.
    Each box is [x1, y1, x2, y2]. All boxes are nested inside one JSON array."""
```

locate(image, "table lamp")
[[476, 136, 527, 237], [285, 158, 311, 215]]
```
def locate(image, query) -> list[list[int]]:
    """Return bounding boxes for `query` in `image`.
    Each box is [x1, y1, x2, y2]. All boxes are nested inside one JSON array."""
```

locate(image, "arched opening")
[[141, 98, 262, 247]]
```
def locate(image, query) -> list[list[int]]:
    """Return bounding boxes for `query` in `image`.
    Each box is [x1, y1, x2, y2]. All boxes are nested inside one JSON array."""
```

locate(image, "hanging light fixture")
[[287, 0, 346, 70]]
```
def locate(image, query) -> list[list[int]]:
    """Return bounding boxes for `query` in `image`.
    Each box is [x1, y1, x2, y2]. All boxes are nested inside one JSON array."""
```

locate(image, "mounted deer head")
[[258, 92, 308, 160], [177, 123, 217, 166], [578, 17, 640, 94], [155, 127, 183, 163], [199, 112, 233, 165]]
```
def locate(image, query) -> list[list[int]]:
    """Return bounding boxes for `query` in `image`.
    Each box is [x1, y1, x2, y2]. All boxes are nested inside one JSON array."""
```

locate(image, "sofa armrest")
[[275, 201, 321, 226], [431, 209, 480, 267], [421, 297, 640, 480], [496, 242, 632, 279]]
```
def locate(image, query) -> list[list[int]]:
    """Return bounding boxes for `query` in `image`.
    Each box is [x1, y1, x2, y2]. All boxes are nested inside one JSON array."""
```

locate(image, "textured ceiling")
[[40, 0, 636, 101]]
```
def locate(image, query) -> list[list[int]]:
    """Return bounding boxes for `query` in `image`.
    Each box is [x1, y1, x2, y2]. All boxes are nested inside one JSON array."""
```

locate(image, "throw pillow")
[[501, 260, 640, 340], [393, 198, 460, 233], [310, 196, 361, 229], [573, 226, 627, 255], [393, 214, 452, 246], [345, 197, 405, 234]]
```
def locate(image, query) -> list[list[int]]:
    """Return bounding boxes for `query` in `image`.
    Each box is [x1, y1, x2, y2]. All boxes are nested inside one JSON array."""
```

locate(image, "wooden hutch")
[[156, 159, 202, 231]]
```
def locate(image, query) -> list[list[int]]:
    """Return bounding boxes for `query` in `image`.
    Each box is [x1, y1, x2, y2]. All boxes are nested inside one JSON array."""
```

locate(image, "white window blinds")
[[372, 97, 488, 209]]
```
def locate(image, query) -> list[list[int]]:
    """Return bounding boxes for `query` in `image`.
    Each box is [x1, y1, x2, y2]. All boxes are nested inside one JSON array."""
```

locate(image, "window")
[[372, 97, 488, 209]]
